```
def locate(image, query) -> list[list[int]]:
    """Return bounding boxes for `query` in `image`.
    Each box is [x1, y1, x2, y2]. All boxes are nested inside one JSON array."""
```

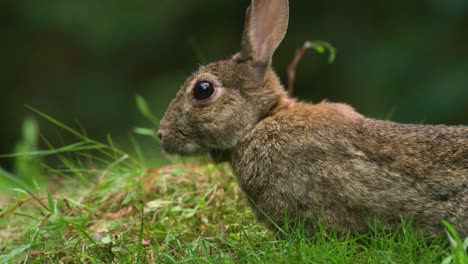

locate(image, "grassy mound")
[[0, 106, 466, 263]]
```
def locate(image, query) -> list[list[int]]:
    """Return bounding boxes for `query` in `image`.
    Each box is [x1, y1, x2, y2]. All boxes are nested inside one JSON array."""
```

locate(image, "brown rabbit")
[[158, 0, 468, 237]]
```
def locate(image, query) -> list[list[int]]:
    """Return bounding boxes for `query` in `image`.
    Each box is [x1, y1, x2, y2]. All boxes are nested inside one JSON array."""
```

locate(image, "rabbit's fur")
[[158, 0, 468, 236]]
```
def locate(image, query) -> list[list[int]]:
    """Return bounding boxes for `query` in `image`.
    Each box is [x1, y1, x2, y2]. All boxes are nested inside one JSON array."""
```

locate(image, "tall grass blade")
[[136, 95, 158, 124]]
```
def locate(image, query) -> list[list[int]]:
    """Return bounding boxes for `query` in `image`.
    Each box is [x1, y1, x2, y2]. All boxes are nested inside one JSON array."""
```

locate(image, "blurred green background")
[[1, 0, 468, 170]]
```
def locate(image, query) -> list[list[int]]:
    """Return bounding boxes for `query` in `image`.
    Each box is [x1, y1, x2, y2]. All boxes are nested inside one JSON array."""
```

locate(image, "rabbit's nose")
[[157, 128, 169, 141]]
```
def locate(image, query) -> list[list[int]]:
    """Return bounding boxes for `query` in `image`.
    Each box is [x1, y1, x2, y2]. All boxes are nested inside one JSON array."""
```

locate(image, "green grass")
[[0, 104, 467, 263]]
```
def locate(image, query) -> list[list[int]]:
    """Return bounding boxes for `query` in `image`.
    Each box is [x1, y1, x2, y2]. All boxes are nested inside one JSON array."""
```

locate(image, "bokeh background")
[[1, 0, 468, 169]]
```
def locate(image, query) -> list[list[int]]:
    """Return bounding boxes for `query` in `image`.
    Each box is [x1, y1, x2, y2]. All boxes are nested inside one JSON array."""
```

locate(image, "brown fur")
[[158, 0, 468, 237]]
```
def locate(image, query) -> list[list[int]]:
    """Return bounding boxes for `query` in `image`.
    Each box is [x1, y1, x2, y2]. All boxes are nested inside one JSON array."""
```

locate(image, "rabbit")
[[158, 0, 468, 237]]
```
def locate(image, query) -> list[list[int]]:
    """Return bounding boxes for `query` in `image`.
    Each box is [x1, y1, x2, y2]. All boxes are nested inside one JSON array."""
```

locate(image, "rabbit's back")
[[231, 101, 468, 236]]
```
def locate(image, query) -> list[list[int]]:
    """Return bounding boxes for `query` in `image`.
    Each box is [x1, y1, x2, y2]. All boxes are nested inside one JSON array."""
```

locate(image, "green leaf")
[[447, 231, 458, 248], [25, 105, 86, 141], [106, 133, 118, 159], [23, 117, 39, 145], [136, 95, 158, 124], [308, 40, 336, 64], [170, 168, 185, 176], [47, 192, 55, 214], [315, 45, 325, 54], [133, 127, 158, 140], [23, 105, 130, 163], [443, 221, 468, 264], [101, 235, 112, 244], [0, 142, 104, 158], [0, 245, 31, 263], [129, 133, 146, 167], [441, 256, 453, 264], [0, 168, 29, 189], [10, 188, 28, 194], [136, 209, 145, 264]]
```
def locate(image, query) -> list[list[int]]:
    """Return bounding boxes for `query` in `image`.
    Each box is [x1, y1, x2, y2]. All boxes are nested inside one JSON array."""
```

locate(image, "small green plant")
[[133, 95, 159, 142], [0, 117, 42, 189], [443, 221, 468, 264], [287, 40, 336, 97]]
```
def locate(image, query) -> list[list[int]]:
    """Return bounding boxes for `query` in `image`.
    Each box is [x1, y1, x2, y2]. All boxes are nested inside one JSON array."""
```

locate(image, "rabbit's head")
[[158, 0, 290, 155]]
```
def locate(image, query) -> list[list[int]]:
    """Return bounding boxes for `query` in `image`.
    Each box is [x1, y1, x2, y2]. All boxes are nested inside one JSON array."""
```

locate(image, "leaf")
[[11, 188, 28, 194], [136, 210, 145, 264], [0, 245, 31, 263], [47, 193, 55, 214], [24, 105, 86, 141], [0, 142, 103, 158], [314, 45, 325, 54], [22, 117, 39, 148], [64, 196, 87, 208], [144, 200, 173, 213], [443, 221, 468, 263], [447, 231, 458, 248], [0, 197, 31, 219], [170, 168, 185, 176], [304, 41, 337, 64], [101, 235, 112, 244], [182, 209, 196, 218], [0, 168, 28, 189], [136, 95, 158, 124], [441, 256, 453, 264], [443, 221, 463, 247], [23, 105, 128, 162], [106, 133, 118, 159], [133, 127, 158, 140], [129, 133, 146, 167]]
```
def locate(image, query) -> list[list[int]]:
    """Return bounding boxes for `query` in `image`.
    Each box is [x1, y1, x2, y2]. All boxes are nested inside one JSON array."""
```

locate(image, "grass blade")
[[136, 95, 158, 124], [0, 245, 31, 263]]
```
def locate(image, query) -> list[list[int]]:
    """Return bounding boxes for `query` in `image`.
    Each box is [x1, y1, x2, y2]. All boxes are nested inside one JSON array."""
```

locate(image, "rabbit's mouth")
[[163, 142, 201, 156], [158, 129, 203, 156], [161, 142, 201, 156]]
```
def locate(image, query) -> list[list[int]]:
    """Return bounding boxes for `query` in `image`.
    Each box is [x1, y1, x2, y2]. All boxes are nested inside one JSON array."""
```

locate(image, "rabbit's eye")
[[193, 81, 215, 100]]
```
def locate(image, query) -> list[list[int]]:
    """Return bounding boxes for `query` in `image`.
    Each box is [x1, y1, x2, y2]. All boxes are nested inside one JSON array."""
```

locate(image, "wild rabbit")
[[158, 0, 468, 236]]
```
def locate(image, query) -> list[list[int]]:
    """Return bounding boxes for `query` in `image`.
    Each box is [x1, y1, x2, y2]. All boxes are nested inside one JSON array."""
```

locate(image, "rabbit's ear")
[[239, 0, 289, 67]]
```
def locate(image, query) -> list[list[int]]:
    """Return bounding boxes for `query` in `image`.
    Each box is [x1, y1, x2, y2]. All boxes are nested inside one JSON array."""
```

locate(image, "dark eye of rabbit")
[[193, 81, 214, 100]]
